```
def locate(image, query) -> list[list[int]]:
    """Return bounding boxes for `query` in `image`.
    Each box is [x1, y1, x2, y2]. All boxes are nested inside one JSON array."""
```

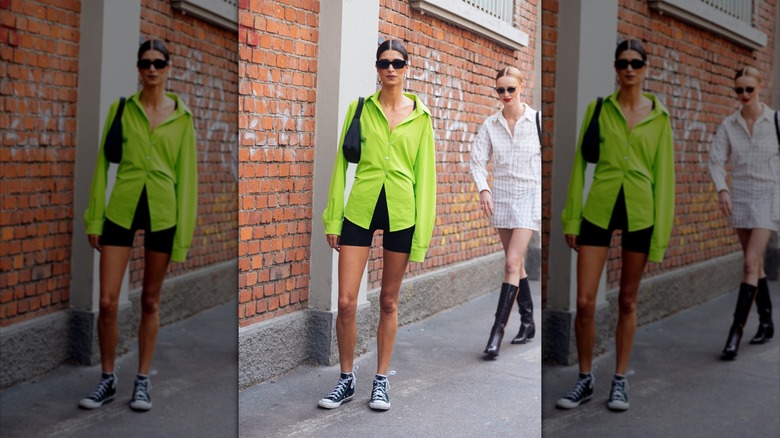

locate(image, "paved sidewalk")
[[0, 300, 238, 438], [239, 281, 542, 438], [542, 279, 780, 438]]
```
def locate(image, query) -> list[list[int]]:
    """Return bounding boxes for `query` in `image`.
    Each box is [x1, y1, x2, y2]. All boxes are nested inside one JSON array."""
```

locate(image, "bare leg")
[[497, 228, 534, 286], [614, 250, 648, 375], [376, 249, 410, 376], [98, 246, 132, 373], [736, 228, 771, 285], [574, 245, 609, 374], [137, 250, 171, 375], [336, 245, 371, 373]]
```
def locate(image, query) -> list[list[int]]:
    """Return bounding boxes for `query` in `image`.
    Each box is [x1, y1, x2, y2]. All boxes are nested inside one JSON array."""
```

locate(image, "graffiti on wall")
[[650, 48, 711, 169], [175, 48, 238, 179]]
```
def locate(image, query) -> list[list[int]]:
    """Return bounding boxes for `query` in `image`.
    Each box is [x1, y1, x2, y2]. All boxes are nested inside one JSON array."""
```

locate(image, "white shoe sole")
[[130, 400, 152, 411], [556, 394, 592, 409], [369, 400, 391, 411], [79, 395, 115, 409], [318, 394, 354, 409], [607, 400, 629, 411]]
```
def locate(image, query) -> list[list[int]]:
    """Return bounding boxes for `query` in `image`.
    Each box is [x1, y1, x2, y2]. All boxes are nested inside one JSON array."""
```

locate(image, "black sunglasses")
[[137, 59, 168, 70], [614, 59, 645, 70], [376, 59, 407, 69], [495, 87, 517, 94], [734, 86, 755, 95]]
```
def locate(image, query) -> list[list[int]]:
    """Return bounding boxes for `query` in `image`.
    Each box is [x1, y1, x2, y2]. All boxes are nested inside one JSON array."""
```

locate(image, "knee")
[[140, 294, 160, 316], [98, 296, 119, 318], [576, 298, 596, 321], [379, 296, 398, 315], [617, 297, 637, 315], [337, 297, 357, 319], [743, 256, 762, 277], [505, 257, 524, 277]]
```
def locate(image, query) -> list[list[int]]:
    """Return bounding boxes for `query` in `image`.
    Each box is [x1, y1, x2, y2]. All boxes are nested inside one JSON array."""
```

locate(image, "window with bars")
[[461, 0, 514, 24], [649, 0, 765, 49], [410, 0, 528, 50]]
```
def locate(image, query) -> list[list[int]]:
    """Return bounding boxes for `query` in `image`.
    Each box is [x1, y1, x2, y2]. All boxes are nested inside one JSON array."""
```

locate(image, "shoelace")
[[371, 379, 388, 402], [88, 377, 114, 401], [133, 379, 151, 402], [326, 377, 351, 400], [610, 380, 627, 402], [371, 371, 395, 402], [566, 377, 591, 401]]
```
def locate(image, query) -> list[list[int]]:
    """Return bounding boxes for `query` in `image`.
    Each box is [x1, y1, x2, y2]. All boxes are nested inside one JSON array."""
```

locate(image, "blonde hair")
[[495, 66, 523, 86], [734, 66, 762, 84]]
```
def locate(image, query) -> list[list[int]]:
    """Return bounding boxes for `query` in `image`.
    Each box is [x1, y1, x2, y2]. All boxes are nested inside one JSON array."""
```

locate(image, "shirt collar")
[[128, 92, 193, 116], [605, 91, 669, 117], [731, 103, 774, 125], [493, 103, 536, 124], [366, 90, 431, 117]]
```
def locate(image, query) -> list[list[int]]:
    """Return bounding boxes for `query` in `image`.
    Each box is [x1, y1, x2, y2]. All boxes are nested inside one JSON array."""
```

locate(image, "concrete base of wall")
[[239, 247, 542, 390], [543, 252, 743, 365], [0, 260, 236, 389]]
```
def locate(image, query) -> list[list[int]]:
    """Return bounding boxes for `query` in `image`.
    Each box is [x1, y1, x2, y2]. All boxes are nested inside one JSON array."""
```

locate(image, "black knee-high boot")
[[722, 282, 758, 360], [511, 277, 535, 344], [484, 283, 519, 357], [750, 278, 774, 344]]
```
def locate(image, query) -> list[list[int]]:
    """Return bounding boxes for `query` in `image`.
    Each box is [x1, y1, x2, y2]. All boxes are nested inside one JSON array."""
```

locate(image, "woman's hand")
[[565, 234, 579, 252], [718, 190, 732, 217], [88, 234, 102, 252], [479, 190, 494, 217], [326, 234, 340, 252]]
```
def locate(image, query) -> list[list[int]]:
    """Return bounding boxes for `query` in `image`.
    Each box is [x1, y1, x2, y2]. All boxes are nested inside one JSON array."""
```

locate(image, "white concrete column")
[[549, 0, 618, 316], [71, 0, 141, 312], [310, 0, 380, 312]]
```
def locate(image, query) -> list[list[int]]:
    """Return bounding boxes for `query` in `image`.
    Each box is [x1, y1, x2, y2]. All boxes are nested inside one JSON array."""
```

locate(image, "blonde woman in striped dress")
[[710, 66, 780, 360], [470, 66, 541, 357]]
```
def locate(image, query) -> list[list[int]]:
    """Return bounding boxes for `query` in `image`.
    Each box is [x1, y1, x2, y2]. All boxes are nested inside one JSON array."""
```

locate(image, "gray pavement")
[[239, 281, 542, 438], [0, 300, 238, 438], [542, 279, 780, 438]]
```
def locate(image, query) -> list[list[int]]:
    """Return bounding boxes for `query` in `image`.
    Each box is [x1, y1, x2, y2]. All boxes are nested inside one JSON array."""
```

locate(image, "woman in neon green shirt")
[[79, 40, 198, 412], [319, 39, 436, 411], [557, 40, 675, 412]]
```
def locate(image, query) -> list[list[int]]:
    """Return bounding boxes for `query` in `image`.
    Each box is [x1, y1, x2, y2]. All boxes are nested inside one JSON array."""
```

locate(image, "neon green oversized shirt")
[[561, 92, 675, 262], [323, 91, 437, 262], [85, 92, 198, 262]]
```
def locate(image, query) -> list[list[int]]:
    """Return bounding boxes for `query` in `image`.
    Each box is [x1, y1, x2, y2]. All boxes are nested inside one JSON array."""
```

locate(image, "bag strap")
[[115, 97, 126, 122], [535, 110, 542, 146], [591, 97, 603, 127], [775, 111, 779, 150], [353, 97, 364, 122]]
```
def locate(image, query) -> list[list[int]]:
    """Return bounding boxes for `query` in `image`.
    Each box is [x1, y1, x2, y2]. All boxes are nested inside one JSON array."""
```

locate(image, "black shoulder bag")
[[342, 97, 364, 163], [775, 111, 779, 149], [535, 110, 542, 146], [104, 97, 126, 163], [581, 97, 603, 163]]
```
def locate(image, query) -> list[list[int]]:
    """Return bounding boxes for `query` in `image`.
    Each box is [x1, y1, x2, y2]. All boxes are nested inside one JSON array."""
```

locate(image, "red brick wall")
[[238, 0, 537, 325], [605, 0, 776, 288], [131, 0, 238, 289], [541, 0, 777, 294], [0, 0, 237, 327], [237, 0, 319, 326], [540, 0, 556, 301], [368, 0, 539, 289], [0, 0, 81, 326]]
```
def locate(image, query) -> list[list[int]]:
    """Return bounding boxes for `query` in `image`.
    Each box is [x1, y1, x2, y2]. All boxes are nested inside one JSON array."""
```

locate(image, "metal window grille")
[[699, 0, 752, 25], [461, 0, 514, 23]]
